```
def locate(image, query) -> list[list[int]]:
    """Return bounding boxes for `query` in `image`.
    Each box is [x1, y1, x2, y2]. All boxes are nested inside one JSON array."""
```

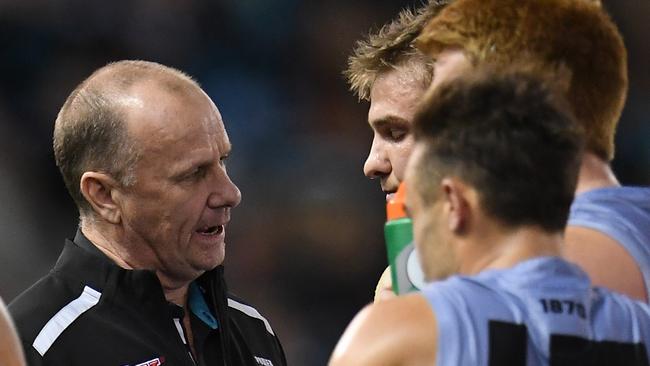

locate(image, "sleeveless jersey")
[[569, 186, 650, 298], [422, 257, 650, 366]]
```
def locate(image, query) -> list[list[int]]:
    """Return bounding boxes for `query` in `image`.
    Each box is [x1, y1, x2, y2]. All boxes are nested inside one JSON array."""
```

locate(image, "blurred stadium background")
[[0, 1, 647, 364]]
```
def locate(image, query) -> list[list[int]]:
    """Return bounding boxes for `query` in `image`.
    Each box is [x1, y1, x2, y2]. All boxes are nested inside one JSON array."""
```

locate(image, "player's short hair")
[[416, 0, 626, 161], [412, 68, 584, 232], [53, 60, 199, 218], [344, 0, 449, 101]]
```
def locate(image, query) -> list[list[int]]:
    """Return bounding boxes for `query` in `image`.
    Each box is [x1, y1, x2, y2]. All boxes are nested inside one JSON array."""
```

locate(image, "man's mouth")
[[196, 225, 224, 236], [381, 181, 398, 202]]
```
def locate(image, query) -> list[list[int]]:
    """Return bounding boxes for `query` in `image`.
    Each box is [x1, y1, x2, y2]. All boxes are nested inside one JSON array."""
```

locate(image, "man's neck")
[[81, 225, 135, 269], [162, 281, 190, 308], [462, 226, 563, 275], [575, 151, 620, 195], [80, 225, 192, 308]]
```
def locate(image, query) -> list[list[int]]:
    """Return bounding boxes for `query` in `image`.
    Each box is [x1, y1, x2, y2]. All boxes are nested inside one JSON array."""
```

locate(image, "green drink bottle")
[[385, 182, 426, 295]]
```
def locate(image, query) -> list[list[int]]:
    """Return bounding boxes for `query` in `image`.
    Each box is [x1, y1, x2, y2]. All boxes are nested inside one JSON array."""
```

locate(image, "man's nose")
[[363, 139, 391, 179], [208, 169, 242, 209]]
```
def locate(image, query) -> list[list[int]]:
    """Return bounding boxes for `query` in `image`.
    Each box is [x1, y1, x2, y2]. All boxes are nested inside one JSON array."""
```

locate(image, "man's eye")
[[389, 128, 407, 141], [186, 166, 207, 180]]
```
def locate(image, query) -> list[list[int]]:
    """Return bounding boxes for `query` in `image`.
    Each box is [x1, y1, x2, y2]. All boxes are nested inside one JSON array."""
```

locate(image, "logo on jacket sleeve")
[[254, 356, 274, 366], [132, 357, 165, 366]]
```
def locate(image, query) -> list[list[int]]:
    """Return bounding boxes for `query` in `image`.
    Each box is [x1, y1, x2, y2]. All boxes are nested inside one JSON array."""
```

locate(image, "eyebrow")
[[369, 115, 411, 129], [170, 159, 207, 178], [171, 143, 233, 178]]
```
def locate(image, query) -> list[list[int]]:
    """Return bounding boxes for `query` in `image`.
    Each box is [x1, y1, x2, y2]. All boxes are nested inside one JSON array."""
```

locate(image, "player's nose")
[[363, 138, 391, 179]]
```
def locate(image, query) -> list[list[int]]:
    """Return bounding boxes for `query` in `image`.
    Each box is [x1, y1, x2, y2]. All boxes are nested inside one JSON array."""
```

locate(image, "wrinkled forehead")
[[123, 79, 226, 148]]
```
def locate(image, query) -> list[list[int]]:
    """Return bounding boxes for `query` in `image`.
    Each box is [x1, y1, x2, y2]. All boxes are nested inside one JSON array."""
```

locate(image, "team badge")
[[254, 356, 274, 366], [133, 357, 165, 366]]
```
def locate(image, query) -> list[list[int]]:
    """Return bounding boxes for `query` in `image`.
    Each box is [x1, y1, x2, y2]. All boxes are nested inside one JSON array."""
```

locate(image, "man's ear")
[[440, 177, 471, 234], [80, 172, 122, 224]]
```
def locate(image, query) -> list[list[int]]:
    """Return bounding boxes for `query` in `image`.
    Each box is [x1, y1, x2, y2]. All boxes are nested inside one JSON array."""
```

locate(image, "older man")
[[330, 68, 650, 366], [10, 61, 286, 366]]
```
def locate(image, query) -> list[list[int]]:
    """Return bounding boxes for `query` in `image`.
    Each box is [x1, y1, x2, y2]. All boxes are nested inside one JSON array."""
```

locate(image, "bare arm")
[[329, 294, 437, 366], [0, 297, 26, 366], [564, 226, 647, 302]]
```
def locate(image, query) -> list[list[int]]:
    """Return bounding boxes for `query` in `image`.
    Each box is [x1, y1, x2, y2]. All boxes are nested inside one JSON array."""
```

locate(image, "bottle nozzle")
[[386, 182, 407, 220]]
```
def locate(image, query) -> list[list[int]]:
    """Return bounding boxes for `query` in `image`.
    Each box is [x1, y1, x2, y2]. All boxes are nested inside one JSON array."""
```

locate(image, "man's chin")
[[197, 249, 226, 272], [176, 249, 226, 281], [176, 258, 224, 283]]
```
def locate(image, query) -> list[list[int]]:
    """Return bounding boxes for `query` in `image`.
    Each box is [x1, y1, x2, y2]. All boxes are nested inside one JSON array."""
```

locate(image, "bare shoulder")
[[329, 293, 438, 366], [564, 226, 647, 301]]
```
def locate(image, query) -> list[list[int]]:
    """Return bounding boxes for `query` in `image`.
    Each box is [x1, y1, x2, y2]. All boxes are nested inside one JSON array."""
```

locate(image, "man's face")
[[405, 144, 457, 281], [365, 66, 428, 199], [365, 51, 471, 200], [118, 81, 241, 283], [428, 48, 472, 93]]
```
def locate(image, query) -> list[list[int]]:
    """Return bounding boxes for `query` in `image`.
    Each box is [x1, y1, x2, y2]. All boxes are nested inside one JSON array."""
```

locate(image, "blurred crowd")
[[0, 1, 647, 364]]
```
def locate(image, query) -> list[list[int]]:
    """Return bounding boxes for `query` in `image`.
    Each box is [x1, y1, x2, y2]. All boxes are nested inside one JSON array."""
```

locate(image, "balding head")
[[53, 60, 201, 221]]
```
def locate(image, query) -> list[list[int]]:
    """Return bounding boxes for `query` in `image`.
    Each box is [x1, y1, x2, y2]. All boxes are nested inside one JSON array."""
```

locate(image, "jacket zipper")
[[172, 316, 198, 365], [210, 270, 230, 366]]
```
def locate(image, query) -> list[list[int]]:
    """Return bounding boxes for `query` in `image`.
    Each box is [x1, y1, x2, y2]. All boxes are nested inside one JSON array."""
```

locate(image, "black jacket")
[[9, 231, 287, 366]]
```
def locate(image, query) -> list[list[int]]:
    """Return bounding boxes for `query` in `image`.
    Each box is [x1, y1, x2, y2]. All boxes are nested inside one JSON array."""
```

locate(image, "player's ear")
[[440, 177, 470, 234], [80, 172, 122, 224]]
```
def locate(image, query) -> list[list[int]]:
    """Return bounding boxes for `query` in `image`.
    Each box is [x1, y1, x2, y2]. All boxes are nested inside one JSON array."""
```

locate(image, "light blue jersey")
[[569, 186, 650, 297], [422, 257, 650, 366]]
